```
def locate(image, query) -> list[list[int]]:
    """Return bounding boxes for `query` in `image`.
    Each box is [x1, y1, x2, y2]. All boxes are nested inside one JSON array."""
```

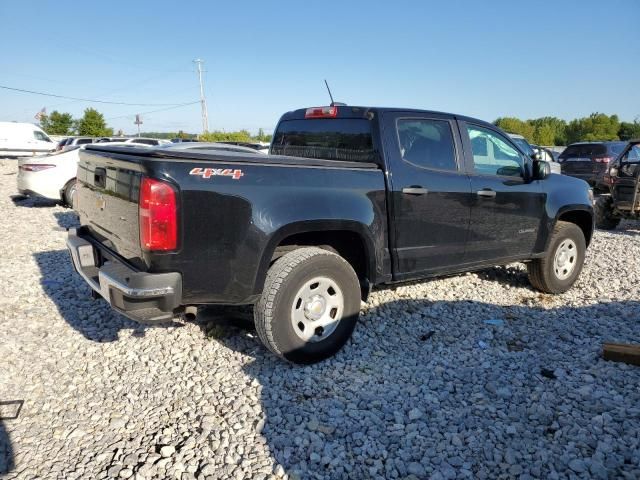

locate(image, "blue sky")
[[1, 0, 638, 135]]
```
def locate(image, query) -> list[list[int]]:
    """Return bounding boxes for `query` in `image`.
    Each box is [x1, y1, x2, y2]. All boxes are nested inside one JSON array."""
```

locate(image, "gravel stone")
[[160, 446, 176, 458], [0, 158, 639, 479]]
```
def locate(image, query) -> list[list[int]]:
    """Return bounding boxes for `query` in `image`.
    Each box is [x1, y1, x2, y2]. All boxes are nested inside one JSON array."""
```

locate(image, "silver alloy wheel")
[[290, 276, 344, 343], [553, 238, 577, 280]]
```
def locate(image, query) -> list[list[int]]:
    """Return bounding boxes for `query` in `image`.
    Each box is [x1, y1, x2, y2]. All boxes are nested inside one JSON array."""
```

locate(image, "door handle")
[[402, 186, 428, 195], [476, 189, 496, 198]]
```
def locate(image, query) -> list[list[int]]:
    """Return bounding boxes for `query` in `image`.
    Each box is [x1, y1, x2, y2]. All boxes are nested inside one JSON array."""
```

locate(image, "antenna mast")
[[194, 59, 209, 133], [324, 79, 335, 105]]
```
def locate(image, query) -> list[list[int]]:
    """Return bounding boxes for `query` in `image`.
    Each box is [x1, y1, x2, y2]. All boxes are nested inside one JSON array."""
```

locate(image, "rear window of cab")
[[271, 119, 375, 162]]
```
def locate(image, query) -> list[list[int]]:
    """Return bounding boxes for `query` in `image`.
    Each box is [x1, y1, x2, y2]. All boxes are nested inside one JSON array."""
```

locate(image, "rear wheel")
[[527, 221, 586, 294], [595, 195, 620, 230], [62, 179, 77, 208], [254, 247, 361, 364]]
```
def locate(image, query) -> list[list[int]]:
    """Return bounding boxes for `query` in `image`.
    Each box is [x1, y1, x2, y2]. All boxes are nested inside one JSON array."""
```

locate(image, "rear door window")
[[271, 118, 375, 162], [396, 118, 457, 171]]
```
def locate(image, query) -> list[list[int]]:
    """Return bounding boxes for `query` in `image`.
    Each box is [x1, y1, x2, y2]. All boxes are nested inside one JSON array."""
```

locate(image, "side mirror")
[[533, 160, 551, 180]]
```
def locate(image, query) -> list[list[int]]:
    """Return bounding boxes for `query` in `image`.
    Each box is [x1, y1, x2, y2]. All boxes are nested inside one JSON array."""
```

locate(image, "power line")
[[0, 84, 194, 106], [106, 101, 200, 121]]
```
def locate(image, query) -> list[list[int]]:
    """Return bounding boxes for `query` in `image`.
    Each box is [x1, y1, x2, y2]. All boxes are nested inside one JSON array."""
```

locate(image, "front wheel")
[[254, 247, 361, 364], [527, 221, 586, 294]]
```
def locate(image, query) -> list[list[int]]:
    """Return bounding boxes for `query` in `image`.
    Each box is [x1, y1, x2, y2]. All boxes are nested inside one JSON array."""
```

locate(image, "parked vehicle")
[[170, 138, 199, 143], [161, 142, 265, 155], [0, 122, 56, 157], [67, 105, 594, 363], [216, 141, 270, 154], [507, 133, 561, 174], [558, 141, 627, 192], [125, 137, 172, 147], [17, 142, 153, 206], [96, 137, 171, 146], [532, 144, 555, 163], [595, 140, 640, 229], [56, 137, 95, 152], [17, 146, 83, 206]]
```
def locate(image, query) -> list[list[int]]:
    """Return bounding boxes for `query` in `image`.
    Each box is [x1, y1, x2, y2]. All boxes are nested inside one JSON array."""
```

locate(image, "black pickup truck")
[[67, 105, 594, 363]]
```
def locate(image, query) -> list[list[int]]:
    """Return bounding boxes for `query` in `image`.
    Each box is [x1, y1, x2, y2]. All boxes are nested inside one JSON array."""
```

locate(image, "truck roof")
[[278, 105, 497, 130]]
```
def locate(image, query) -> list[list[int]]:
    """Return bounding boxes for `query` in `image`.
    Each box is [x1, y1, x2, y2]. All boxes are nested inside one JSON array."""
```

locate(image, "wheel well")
[[272, 230, 370, 293], [558, 210, 593, 246]]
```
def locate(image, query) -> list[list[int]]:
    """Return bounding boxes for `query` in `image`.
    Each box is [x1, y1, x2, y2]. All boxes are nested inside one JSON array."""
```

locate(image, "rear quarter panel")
[[153, 160, 388, 304]]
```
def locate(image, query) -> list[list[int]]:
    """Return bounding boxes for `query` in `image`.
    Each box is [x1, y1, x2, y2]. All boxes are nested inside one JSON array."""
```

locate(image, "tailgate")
[[76, 148, 144, 261], [561, 157, 593, 174]]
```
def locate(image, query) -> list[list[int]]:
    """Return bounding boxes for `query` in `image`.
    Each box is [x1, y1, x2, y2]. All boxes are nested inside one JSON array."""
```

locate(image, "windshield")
[[510, 137, 534, 156], [271, 118, 375, 162]]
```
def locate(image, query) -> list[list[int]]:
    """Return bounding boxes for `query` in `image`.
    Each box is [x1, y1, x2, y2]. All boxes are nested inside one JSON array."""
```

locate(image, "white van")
[[0, 122, 56, 157]]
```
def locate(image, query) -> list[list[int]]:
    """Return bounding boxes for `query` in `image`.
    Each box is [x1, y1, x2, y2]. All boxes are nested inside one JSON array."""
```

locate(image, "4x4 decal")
[[189, 167, 244, 180]]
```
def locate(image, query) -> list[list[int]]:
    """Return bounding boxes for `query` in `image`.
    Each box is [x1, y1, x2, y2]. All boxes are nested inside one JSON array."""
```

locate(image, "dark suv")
[[559, 141, 627, 192]]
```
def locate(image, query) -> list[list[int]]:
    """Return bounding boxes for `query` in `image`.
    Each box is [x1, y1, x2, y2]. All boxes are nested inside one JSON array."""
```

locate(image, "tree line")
[[494, 113, 640, 146], [39, 108, 273, 142], [42, 107, 638, 146]]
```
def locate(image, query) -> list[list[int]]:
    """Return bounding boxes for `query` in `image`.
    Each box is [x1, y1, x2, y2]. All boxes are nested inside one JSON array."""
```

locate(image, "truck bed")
[[74, 144, 388, 306]]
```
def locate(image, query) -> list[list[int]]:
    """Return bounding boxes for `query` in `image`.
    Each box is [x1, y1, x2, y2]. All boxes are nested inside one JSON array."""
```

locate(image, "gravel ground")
[[1, 157, 639, 480]]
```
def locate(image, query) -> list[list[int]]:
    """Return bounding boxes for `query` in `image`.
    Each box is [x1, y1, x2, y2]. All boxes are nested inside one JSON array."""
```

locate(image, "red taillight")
[[19, 164, 56, 172], [305, 106, 338, 118], [594, 156, 612, 163], [139, 177, 177, 252]]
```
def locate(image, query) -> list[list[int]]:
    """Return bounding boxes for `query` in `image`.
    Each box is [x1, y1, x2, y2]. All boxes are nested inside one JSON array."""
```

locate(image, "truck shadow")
[[33, 249, 177, 342], [202, 298, 640, 479], [53, 211, 80, 230]]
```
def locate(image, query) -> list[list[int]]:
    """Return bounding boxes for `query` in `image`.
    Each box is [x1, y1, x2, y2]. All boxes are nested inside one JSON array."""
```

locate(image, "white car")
[[0, 121, 56, 157], [16, 142, 154, 206]]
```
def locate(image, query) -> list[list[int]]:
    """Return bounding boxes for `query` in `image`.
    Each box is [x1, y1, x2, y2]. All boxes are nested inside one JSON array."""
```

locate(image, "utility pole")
[[193, 59, 209, 134], [134, 114, 142, 137]]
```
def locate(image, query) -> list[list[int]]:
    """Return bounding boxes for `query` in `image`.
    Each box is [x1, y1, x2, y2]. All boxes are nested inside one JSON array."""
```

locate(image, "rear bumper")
[[66, 228, 182, 323], [17, 171, 63, 200]]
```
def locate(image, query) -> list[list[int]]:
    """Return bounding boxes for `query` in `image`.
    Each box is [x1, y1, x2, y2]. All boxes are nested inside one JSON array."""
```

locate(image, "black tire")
[[62, 179, 77, 208], [527, 221, 586, 294], [594, 195, 620, 230], [254, 247, 361, 364]]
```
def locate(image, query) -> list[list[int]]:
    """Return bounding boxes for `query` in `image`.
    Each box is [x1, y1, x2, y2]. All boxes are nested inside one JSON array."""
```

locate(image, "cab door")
[[458, 121, 545, 263], [381, 111, 472, 280]]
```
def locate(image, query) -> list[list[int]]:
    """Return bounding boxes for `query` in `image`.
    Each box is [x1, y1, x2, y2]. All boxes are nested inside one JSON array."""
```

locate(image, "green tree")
[[199, 129, 253, 142], [255, 128, 272, 142], [76, 108, 113, 136], [565, 113, 620, 144], [618, 120, 640, 141], [533, 123, 555, 146], [40, 110, 75, 135], [494, 117, 535, 141], [528, 117, 567, 145]]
